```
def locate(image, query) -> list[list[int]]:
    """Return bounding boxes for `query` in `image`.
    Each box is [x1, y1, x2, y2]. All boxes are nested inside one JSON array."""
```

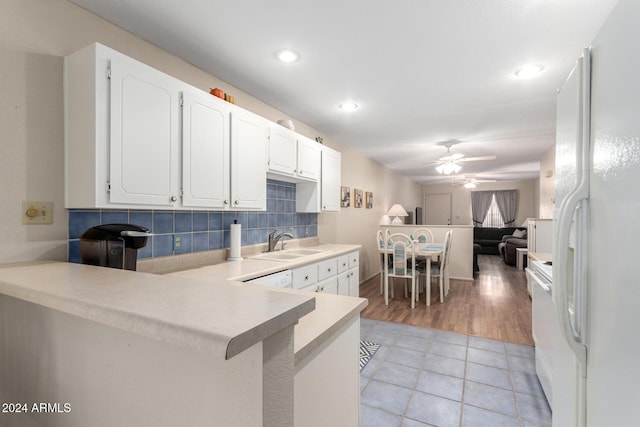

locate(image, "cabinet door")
[[318, 278, 339, 295], [348, 269, 360, 297], [297, 136, 321, 181], [230, 109, 268, 210], [337, 272, 350, 296], [182, 91, 231, 208], [109, 58, 180, 206], [321, 147, 341, 212], [268, 125, 297, 176]]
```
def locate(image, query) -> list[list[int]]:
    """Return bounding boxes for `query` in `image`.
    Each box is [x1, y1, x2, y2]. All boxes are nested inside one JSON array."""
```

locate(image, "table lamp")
[[387, 204, 409, 225]]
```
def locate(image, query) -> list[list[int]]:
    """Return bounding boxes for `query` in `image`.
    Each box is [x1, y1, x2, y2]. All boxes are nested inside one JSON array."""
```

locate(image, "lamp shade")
[[387, 204, 408, 224]]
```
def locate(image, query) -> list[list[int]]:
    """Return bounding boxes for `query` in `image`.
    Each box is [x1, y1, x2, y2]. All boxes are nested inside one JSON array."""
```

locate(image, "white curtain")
[[471, 191, 494, 227], [494, 190, 518, 226]]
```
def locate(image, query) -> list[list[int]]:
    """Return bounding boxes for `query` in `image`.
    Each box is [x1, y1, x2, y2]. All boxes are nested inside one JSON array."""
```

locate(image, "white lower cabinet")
[[317, 278, 338, 295], [291, 251, 359, 297]]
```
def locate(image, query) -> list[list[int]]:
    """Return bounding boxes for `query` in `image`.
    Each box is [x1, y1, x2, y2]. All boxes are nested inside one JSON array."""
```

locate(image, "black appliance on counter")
[[80, 224, 150, 271]]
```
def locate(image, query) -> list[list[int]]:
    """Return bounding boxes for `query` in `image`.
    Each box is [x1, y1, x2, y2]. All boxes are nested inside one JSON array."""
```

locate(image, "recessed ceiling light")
[[514, 64, 545, 78], [277, 49, 299, 63], [338, 102, 359, 112]]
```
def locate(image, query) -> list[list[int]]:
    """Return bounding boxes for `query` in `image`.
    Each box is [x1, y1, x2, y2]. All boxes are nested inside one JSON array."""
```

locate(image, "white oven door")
[[527, 267, 554, 406]]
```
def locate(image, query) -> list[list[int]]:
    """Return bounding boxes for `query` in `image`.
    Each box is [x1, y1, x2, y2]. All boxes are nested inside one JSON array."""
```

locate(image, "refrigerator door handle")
[[555, 47, 591, 377], [556, 188, 589, 376]]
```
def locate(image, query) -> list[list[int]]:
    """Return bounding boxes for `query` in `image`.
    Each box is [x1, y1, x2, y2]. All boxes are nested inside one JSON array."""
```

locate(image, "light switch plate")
[[22, 201, 53, 225]]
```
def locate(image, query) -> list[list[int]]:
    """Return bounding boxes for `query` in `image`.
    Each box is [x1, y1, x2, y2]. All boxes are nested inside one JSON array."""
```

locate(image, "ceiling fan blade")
[[458, 155, 497, 162]]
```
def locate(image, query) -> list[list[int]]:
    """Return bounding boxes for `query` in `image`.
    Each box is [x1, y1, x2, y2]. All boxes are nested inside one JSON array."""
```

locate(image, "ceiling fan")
[[433, 140, 496, 175], [450, 174, 497, 188]]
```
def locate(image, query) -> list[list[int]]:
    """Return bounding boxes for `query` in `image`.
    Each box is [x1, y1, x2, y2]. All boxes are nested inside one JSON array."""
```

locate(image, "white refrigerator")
[[553, 0, 640, 425]]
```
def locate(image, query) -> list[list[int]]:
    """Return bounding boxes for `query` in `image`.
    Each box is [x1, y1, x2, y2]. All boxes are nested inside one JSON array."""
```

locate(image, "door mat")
[[360, 340, 381, 371]]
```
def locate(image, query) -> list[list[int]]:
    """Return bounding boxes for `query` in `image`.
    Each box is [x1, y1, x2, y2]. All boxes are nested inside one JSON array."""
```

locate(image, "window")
[[482, 195, 505, 228]]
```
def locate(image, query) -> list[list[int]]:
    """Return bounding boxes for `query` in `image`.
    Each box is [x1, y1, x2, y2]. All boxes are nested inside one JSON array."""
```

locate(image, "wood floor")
[[360, 254, 533, 346]]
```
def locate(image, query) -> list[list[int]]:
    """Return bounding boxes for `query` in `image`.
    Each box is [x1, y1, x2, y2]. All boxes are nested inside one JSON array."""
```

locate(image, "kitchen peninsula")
[[0, 249, 366, 427]]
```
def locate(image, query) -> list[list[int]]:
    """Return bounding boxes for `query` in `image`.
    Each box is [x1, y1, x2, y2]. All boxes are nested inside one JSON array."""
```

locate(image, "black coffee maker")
[[80, 224, 150, 271]]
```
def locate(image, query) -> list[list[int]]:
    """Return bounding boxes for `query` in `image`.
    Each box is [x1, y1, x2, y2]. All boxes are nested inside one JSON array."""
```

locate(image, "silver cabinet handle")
[[224, 200, 229, 205], [234, 200, 239, 205], [170, 196, 177, 202]]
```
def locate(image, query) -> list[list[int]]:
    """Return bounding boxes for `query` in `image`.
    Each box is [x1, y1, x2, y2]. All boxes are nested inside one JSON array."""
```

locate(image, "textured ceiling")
[[70, 0, 618, 183]]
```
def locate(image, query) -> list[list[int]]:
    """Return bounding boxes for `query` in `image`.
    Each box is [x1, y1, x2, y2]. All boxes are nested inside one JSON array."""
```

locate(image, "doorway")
[[423, 193, 451, 225]]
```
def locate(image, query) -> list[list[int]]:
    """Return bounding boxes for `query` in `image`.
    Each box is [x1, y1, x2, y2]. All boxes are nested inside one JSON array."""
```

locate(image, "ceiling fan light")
[[436, 162, 462, 175], [464, 182, 477, 189]]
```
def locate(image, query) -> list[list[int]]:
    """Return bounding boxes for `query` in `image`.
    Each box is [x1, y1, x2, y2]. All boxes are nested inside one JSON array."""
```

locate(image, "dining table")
[[381, 242, 444, 307]]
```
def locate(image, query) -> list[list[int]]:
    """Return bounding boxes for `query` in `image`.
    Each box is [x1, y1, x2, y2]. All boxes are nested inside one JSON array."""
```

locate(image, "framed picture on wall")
[[354, 189, 363, 208], [341, 186, 351, 207], [366, 192, 373, 209]]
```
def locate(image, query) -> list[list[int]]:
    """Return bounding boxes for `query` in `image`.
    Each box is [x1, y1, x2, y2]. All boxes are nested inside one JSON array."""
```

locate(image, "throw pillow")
[[512, 229, 526, 238]]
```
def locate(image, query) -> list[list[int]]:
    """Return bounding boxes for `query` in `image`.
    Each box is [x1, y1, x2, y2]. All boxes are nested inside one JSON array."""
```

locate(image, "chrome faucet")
[[268, 230, 294, 252]]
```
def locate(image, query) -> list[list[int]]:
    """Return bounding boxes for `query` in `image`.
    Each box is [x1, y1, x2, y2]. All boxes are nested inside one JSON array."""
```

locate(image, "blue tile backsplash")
[[67, 180, 318, 263]]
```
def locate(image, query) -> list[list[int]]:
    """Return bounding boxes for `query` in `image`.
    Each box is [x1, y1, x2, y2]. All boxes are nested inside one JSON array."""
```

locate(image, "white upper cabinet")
[[321, 146, 341, 212], [268, 125, 321, 182], [268, 125, 297, 176], [109, 57, 182, 206], [296, 136, 321, 181], [231, 109, 268, 210], [182, 90, 231, 209], [65, 42, 268, 211], [66, 43, 182, 209]]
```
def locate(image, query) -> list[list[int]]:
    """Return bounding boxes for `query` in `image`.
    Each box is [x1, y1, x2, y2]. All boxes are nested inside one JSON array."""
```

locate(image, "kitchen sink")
[[285, 248, 325, 256], [249, 248, 326, 262]]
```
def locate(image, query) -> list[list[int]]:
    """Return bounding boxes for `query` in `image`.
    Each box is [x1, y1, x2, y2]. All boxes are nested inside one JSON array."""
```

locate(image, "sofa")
[[500, 231, 528, 266], [473, 227, 527, 255]]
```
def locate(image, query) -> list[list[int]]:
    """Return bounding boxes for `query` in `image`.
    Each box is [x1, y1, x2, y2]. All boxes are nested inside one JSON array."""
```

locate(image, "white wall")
[[0, 0, 422, 280], [422, 179, 538, 227]]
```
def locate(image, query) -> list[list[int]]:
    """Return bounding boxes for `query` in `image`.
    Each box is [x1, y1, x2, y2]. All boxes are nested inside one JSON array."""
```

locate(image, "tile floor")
[[360, 318, 551, 427]]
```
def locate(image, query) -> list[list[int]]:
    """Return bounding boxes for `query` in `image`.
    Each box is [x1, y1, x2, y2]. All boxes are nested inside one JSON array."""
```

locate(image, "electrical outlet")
[[174, 235, 182, 250], [22, 201, 53, 225]]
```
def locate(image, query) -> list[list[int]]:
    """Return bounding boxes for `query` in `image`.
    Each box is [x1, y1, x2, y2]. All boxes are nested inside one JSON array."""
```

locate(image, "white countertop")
[[169, 243, 362, 282], [0, 261, 315, 361], [168, 243, 367, 363]]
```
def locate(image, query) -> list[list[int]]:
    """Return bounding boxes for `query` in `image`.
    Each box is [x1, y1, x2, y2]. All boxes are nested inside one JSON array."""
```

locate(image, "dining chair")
[[377, 229, 386, 295], [384, 232, 417, 308], [412, 228, 434, 244], [428, 230, 453, 303]]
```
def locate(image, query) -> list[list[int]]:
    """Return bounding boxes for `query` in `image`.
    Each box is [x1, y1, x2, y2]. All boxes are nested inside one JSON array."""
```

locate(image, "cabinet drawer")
[[292, 264, 318, 290], [337, 255, 349, 274], [348, 251, 359, 269], [318, 258, 338, 281]]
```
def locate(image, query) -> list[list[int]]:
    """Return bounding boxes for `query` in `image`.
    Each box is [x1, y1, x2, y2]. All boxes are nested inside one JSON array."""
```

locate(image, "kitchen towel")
[[228, 223, 242, 261]]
